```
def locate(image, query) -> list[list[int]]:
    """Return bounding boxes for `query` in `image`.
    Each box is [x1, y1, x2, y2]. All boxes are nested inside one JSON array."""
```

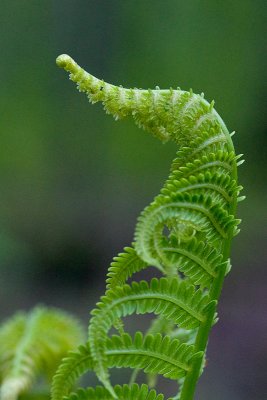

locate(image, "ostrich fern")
[[0, 55, 244, 400]]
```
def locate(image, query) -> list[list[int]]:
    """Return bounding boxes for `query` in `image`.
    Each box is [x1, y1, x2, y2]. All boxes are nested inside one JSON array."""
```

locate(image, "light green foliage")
[[0, 306, 85, 400], [50, 55, 244, 399]]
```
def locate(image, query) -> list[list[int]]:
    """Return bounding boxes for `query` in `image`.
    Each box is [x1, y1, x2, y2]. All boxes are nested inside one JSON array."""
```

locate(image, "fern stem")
[[178, 274, 222, 399], [179, 148, 238, 400]]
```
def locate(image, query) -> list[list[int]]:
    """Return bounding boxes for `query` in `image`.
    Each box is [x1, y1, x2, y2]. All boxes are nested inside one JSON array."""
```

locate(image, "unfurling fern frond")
[[53, 54, 244, 400], [0, 306, 85, 400]]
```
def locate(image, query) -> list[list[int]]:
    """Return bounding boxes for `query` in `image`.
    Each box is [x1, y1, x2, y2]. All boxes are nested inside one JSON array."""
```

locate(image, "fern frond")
[[65, 384, 165, 400], [56, 55, 242, 400], [134, 192, 238, 268], [52, 331, 201, 400], [0, 307, 85, 400], [171, 151, 236, 181], [107, 332, 202, 379], [51, 344, 93, 400], [162, 171, 240, 207], [0, 312, 26, 379], [88, 277, 210, 388], [106, 245, 149, 289], [158, 236, 223, 288]]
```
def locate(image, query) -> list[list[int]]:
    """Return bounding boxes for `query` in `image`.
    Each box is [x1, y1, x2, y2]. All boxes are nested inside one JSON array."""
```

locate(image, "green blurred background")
[[1, 1, 267, 398]]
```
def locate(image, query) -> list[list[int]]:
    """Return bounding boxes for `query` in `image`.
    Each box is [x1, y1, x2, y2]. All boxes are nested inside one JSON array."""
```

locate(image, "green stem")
[[179, 137, 238, 400], [178, 269, 224, 399]]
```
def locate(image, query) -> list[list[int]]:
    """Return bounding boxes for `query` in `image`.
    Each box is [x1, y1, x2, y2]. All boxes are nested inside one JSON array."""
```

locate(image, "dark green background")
[[1, 1, 266, 398]]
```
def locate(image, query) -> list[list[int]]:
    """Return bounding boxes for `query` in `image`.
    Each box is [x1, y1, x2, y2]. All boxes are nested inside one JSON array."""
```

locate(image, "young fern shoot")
[[53, 54, 244, 400]]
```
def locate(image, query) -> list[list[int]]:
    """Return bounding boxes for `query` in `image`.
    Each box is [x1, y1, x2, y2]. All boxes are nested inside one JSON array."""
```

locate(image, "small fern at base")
[[0, 306, 85, 400]]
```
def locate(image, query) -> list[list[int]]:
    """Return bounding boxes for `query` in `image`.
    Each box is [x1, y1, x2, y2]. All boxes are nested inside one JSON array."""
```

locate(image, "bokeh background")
[[1, 1, 267, 399]]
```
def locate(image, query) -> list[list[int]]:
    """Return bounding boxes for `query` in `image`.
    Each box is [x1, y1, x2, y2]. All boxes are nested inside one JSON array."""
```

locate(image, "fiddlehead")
[[53, 54, 243, 400]]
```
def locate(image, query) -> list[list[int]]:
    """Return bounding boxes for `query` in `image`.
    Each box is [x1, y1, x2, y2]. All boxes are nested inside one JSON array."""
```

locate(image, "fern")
[[51, 54, 244, 399], [66, 384, 165, 400], [0, 306, 85, 400]]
